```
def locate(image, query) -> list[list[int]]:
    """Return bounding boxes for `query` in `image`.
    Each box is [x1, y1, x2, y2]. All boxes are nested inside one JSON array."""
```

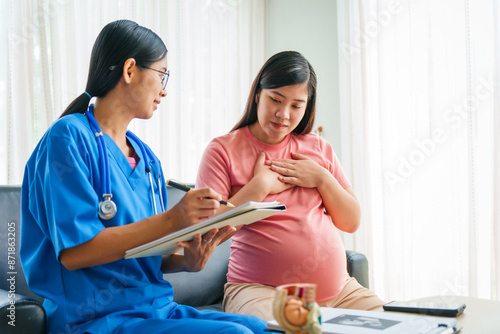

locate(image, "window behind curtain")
[[338, 0, 499, 301]]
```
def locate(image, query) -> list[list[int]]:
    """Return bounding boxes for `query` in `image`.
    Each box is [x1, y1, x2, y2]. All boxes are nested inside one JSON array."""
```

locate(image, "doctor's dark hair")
[[231, 51, 317, 135], [60, 20, 167, 117]]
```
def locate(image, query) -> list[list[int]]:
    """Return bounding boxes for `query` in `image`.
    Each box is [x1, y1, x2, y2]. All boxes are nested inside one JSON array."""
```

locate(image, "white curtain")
[[338, 0, 499, 302], [1, 0, 265, 184]]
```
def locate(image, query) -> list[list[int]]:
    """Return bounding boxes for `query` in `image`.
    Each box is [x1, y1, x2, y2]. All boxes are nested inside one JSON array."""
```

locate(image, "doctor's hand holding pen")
[[59, 185, 233, 273]]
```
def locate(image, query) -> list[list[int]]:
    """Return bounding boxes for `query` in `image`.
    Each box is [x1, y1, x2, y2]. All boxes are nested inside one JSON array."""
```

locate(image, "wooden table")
[[410, 295, 500, 333]]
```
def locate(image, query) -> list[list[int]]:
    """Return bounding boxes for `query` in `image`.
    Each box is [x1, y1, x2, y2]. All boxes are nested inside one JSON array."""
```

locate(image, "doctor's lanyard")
[[85, 103, 165, 219]]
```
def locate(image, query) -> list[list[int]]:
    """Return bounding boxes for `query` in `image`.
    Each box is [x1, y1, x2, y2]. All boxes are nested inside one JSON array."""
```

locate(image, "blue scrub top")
[[20, 113, 172, 333]]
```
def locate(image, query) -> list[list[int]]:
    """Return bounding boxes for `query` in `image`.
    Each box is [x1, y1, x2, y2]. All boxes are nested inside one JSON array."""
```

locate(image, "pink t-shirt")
[[196, 127, 351, 302]]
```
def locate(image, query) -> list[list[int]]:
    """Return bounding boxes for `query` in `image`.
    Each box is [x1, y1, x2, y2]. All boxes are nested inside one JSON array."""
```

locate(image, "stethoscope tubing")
[[128, 130, 157, 214], [85, 103, 164, 219], [87, 105, 111, 197]]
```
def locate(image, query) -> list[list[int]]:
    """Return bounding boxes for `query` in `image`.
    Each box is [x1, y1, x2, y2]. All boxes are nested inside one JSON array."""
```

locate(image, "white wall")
[[265, 0, 342, 159]]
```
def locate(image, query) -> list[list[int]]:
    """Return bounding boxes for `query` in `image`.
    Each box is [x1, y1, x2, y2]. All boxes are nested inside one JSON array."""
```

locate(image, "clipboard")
[[125, 201, 286, 259]]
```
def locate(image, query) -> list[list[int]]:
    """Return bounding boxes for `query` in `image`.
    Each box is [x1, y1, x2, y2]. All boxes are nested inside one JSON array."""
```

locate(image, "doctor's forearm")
[[59, 212, 185, 271]]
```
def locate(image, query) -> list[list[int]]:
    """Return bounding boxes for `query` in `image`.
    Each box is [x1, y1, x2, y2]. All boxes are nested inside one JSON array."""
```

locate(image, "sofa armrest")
[[0, 289, 46, 334], [346, 250, 369, 289]]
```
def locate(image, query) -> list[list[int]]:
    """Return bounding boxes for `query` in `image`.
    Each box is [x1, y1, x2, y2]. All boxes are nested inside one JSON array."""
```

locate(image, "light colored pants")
[[223, 277, 385, 321]]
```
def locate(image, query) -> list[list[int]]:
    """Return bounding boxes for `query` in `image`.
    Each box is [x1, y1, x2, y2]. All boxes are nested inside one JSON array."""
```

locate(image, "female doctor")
[[20, 20, 267, 334]]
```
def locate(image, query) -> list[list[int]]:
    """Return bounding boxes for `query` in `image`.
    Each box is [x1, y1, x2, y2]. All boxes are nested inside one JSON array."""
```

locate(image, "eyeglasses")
[[108, 64, 170, 90], [141, 66, 170, 90]]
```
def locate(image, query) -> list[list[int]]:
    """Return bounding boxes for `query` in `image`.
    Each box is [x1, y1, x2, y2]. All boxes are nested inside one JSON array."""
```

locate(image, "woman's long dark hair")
[[231, 51, 317, 135], [60, 20, 167, 118]]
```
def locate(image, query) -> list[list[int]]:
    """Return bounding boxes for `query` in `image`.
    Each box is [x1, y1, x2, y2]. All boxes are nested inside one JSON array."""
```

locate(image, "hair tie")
[[84, 91, 92, 98]]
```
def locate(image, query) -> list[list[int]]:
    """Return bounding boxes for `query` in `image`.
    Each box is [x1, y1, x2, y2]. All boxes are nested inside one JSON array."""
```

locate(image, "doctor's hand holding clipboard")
[[20, 19, 268, 334]]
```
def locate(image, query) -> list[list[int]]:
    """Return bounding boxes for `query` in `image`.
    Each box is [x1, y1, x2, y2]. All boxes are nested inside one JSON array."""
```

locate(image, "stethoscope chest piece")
[[99, 195, 117, 220]]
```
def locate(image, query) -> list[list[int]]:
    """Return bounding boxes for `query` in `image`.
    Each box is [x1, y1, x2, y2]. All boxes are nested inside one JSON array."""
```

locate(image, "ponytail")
[[60, 92, 93, 118]]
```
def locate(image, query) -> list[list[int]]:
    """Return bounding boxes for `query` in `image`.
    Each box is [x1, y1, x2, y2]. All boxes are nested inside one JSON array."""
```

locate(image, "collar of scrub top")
[[85, 103, 165, 219], [127, 130, 166, 214]]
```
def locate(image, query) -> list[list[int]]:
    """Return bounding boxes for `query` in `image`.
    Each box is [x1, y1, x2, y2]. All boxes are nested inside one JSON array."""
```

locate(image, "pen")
[[167, 179, 235, 208]]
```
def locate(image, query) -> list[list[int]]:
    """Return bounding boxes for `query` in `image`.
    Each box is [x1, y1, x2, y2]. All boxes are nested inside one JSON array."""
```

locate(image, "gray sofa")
[[0, 184, 370, 333]]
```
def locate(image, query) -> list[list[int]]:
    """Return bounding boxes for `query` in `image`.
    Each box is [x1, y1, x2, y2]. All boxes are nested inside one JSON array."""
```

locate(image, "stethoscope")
[[85, 103, 165, 220]]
